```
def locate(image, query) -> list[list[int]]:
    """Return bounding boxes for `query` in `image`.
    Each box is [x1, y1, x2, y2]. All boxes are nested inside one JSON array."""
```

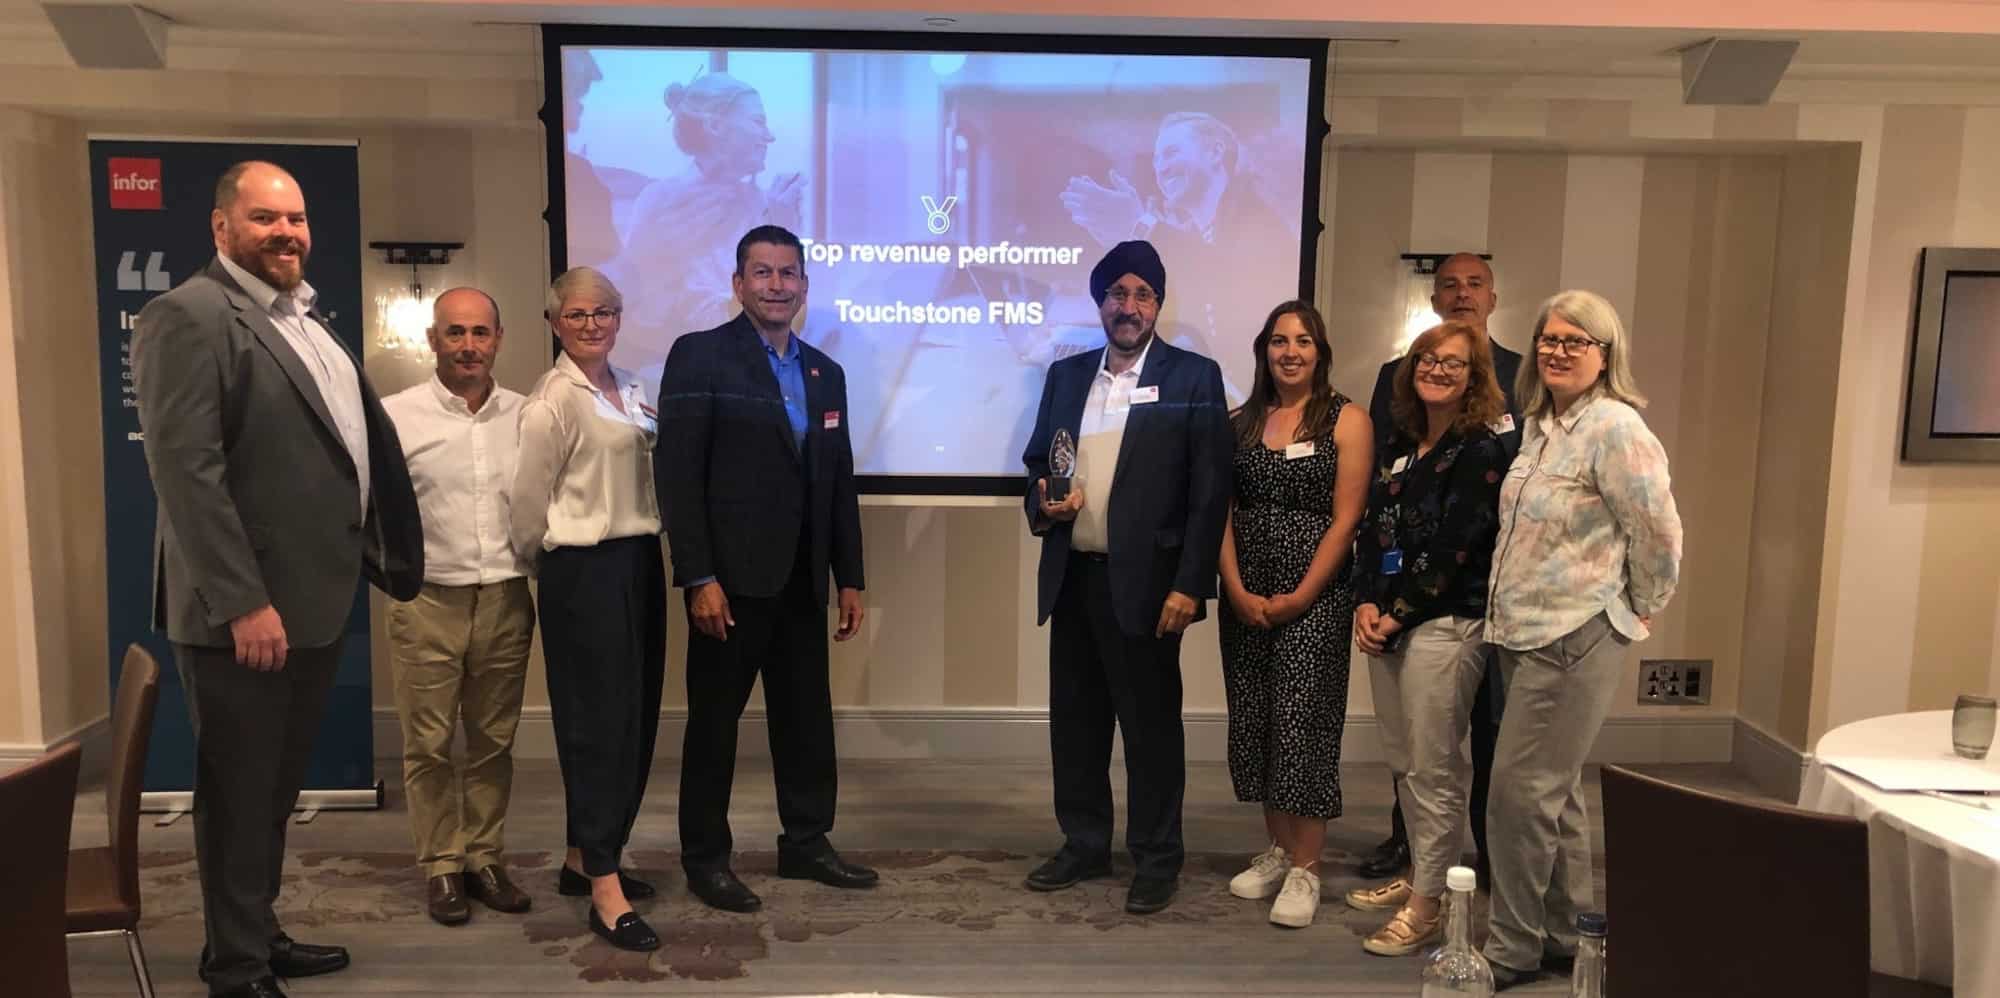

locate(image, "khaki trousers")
[[1366, 615, 1489, 898], [1482, 612, 1629, 973], [387, 578, 535, 877]]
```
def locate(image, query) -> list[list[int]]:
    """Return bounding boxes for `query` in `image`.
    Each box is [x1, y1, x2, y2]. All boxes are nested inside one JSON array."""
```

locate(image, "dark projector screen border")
[[540, 25, 1328, 497]]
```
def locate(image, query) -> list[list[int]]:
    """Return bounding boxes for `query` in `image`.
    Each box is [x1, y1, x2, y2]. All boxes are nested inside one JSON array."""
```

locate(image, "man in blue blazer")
[[1020, 240, 1233, 914], [655, 226, 875, 914]]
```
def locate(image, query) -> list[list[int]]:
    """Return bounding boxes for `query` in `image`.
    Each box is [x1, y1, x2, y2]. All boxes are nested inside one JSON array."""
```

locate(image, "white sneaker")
[[1268, 866, 1321, 928], [1228, 844, 1291, 900]]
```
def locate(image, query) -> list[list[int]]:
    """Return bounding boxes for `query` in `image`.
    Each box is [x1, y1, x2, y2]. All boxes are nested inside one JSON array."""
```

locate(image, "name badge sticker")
[[823, 410, 842, 430], [1390, 454, 1414, 476], [1130, 385, 1160, 405], [1284, 441, 1316, 460], [1491, 413, 1517, 435]]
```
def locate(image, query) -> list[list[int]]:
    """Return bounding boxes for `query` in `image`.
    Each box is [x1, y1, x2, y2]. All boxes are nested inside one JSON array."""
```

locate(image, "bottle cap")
[[1577, 912, 1607, 936], [1446, 865, 1478, 892]]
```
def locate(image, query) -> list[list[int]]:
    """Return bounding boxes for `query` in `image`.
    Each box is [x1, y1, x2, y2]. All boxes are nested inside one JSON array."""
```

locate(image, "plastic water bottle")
[[1421, 865, 1495, 997], [1570, 912, 1606, 997]]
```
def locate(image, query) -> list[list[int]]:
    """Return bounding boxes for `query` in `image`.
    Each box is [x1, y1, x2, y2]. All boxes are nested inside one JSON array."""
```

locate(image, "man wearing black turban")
[[1019, 240, 1233, 915]]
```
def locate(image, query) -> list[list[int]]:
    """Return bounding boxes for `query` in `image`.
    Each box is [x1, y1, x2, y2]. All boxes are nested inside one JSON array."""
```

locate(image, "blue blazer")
[[1022, 337, 1233, 637], [655, 313, 864, 605]]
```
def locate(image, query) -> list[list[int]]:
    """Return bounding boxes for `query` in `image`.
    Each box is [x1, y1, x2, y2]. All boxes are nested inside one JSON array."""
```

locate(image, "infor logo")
[[108, 157, 163, 210]]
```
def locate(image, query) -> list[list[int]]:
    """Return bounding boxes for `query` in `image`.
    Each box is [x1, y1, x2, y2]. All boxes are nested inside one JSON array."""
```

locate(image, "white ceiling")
[[7, 0, 2000, 79]]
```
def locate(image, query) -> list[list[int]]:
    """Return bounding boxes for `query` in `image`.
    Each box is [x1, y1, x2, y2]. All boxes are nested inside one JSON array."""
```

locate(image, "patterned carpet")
[[122, 845, 1501, 993]]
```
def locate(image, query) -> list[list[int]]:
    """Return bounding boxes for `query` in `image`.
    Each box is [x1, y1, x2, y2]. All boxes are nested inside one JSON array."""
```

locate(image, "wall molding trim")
[[0, 711, 111, 778], [1732, 716, 1809, 803], [372, 706, 1736, 766]]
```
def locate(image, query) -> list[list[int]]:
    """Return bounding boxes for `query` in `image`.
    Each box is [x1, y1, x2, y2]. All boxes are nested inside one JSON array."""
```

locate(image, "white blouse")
[[509, 353, 661, 561]]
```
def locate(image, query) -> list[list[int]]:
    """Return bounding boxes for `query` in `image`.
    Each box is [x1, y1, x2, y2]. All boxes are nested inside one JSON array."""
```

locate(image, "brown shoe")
[[466, 865, 532, 913], [428, 873, 470, 925]]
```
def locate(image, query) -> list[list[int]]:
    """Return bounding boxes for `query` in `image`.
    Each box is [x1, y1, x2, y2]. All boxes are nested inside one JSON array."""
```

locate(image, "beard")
[[228, 232, 309, 291], [1103, 313, 1154, 354]]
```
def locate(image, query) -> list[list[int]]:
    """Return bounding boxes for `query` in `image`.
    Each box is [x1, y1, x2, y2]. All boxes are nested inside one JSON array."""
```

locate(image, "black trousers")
[[678, 533, 838, 873], [1389, 644, 1500, 865], [177, 640, 342, 994], [539, 535, 667, 877], [1048, 553, 1187, 880]]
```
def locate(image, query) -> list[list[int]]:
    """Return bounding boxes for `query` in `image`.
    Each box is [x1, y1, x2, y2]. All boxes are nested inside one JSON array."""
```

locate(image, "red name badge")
[[824, 410, 841, 430]]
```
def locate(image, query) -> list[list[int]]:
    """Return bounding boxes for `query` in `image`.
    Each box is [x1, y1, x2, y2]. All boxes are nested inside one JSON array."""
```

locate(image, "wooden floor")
[[66, 757, 1769, 997]]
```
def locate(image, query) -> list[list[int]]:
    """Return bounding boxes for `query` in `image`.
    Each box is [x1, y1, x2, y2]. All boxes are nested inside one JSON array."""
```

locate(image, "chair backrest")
[[0, 741, 82, 998], [106, 645, 162, 912], [1601, 764, 1871, 998]]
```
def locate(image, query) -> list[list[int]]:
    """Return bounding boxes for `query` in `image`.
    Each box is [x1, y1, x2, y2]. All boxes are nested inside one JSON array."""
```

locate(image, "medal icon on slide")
[[1048, 428, 1077, 502], [921, 195, 958, 235]]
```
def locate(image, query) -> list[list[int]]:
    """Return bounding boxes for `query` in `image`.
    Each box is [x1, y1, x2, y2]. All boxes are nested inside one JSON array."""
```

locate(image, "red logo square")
[[108, 157, 163, 210]]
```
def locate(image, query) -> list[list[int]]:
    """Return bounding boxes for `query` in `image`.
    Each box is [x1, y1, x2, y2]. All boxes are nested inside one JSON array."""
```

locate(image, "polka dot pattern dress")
[[1219, 394, 1354, 820]]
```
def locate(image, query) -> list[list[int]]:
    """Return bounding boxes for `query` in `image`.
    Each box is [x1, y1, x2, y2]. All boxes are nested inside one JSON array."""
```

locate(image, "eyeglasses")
[[1415, 354, 1469, 375], [1535, 333, 1605, 357], [558, 307, 621, 327], [1105, 288, 1158, 308]]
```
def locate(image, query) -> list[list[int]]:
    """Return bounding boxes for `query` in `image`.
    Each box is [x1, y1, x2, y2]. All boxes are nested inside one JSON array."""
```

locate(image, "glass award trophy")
[[1048, 428, 1077, 502]]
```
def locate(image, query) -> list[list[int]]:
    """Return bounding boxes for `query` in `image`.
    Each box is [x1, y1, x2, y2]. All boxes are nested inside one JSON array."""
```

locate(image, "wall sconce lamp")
[[369, 240, 464, 354]]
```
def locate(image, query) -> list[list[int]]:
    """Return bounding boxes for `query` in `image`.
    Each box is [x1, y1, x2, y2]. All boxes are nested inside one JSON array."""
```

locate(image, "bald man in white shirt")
[[382, 288, 536, 927]]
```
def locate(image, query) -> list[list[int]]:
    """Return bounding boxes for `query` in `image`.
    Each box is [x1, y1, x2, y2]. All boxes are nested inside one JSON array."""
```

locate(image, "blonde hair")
[[1516, 289, 1648, 419], [544, 266, 623, 319]]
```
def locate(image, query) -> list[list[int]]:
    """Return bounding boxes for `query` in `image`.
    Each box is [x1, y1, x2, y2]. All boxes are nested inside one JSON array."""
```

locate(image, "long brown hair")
[[1231, 300, 1338, 449], [1389, 322, 1507, 443]]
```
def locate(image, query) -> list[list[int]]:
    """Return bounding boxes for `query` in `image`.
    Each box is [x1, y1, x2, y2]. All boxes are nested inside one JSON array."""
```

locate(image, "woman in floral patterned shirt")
[[1480, 290, 1683, 990], [1343, 322, 1511, 957]]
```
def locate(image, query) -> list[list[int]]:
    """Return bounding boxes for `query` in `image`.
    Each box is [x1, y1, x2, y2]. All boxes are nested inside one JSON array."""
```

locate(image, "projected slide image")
[[561, 44, 1312, 477]]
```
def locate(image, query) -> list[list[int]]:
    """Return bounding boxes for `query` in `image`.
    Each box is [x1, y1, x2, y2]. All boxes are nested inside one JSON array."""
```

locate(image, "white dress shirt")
[[510, 353, 661, 559], [382, 375, 529, 586], [1070, 334, 1154, 553], [217, 253, 370, 515]]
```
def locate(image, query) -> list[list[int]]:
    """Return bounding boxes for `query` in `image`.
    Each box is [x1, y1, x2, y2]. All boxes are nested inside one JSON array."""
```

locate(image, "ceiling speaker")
[[41, 3, 170, 70], [1679, 38, 1799, 106]]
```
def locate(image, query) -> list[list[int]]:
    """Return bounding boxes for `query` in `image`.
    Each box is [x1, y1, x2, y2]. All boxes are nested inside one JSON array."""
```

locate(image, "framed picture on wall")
[[1904, 247, 2000, 462]]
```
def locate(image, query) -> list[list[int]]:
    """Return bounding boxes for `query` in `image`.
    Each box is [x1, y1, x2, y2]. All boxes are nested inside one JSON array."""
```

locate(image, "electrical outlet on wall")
[[1640, 659, 1712, 705]]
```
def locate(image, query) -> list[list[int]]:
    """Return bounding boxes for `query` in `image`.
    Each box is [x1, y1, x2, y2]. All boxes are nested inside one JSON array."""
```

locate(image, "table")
[[1800, 710, 2000, 996]]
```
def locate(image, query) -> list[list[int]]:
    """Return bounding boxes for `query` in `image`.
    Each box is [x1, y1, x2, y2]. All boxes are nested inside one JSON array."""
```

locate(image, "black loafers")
[[1358, 837, 1412, 880], [777, 849, 880, 889], [557, 865, 656, 900], [1024, 852, 1113, 892], [1124, 875, 1178, 914], [589, 908, 661, 952], [686, 867, 763, 913]]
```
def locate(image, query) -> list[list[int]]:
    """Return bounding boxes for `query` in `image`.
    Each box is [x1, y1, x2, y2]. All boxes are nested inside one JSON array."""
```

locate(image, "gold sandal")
[[1362, 903, 1443, 956]]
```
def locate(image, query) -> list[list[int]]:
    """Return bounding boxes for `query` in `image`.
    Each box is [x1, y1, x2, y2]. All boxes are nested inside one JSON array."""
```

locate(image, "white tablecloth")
[[1800, 710, 2000, 996]]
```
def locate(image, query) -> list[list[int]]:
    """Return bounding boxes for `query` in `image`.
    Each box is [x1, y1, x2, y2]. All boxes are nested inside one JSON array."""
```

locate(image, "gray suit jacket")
[[132, 257, 423, 650]]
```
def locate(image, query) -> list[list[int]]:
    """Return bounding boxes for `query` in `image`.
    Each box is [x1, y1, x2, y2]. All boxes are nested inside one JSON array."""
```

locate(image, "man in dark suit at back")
[[1356, 251, 1521, 887], [132, 161, 424, 998], [1020, 240, 1233, 915], [656, 224, 877, 915]]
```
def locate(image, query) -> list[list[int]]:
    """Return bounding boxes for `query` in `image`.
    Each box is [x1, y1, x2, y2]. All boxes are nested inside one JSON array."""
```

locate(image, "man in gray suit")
[[133, 161, 423, 998]]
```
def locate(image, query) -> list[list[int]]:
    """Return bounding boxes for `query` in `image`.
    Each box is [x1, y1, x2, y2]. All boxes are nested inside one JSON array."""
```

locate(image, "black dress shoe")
[[557, 864, 657, 900], [1358, 837, 1412, 879], [588, 908, 661, 952], [1492, 963, 1545, 992], [1024, 852, 1113, 892], [214, 976, 288, 998], [686, 867, 763, 913], [1124, 875, 1178, 914], [778, 849, 880, 888], [268, 933, 350, 978]]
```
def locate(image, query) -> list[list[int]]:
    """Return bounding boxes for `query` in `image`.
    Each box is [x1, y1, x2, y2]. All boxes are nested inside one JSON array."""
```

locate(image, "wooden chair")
[[0, 741, 83, 998], [1601, 764, 1951, 998], [66, 645, 163, 998]]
